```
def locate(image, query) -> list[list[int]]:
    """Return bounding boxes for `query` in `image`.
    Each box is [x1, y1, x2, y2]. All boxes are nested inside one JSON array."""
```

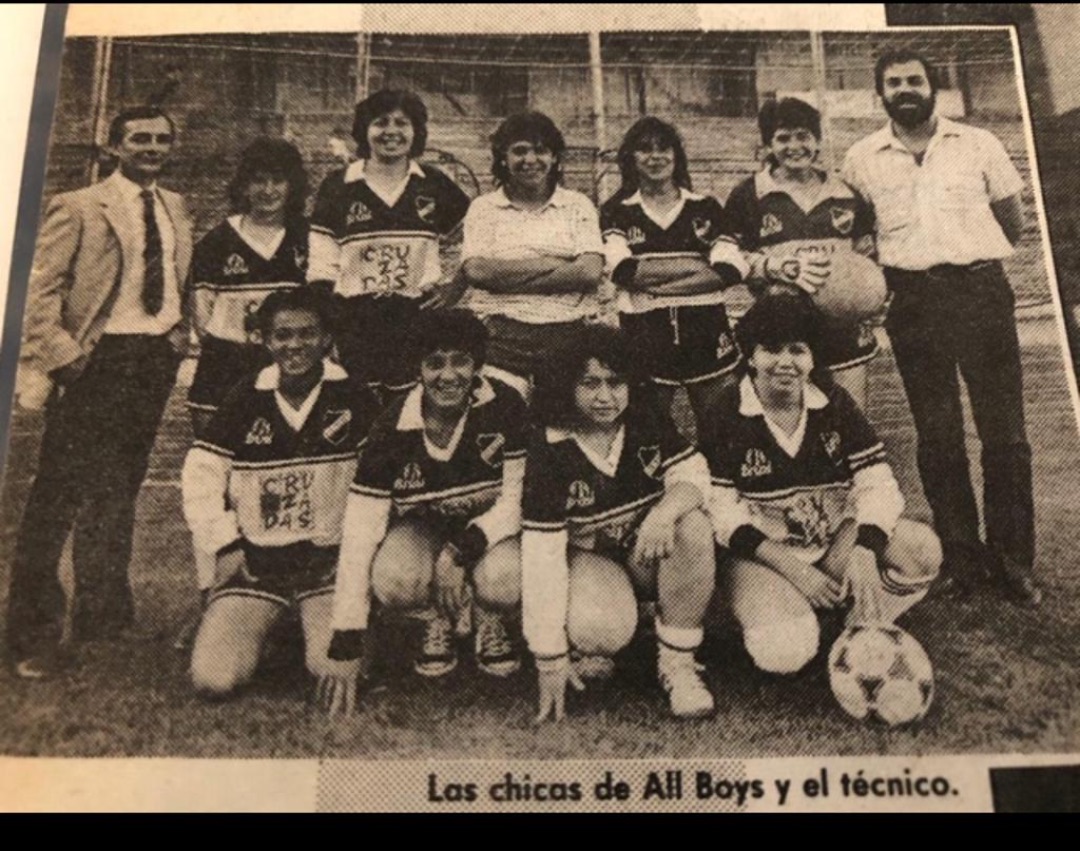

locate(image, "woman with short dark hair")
[[461, 111, 604, 398], [308, 89, 471, 397], [522, 324, 717, 721]]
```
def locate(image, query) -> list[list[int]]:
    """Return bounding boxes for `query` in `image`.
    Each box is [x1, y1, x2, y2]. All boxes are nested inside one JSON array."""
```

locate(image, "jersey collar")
[[620, 187, 705, 206], [255, 358, 346, 391], [546, 424, 626, 478], [343, 158, 425, 185], [396, 376, 498, 432], [754, 167, 854, 204], [738, 374, 828, 416]]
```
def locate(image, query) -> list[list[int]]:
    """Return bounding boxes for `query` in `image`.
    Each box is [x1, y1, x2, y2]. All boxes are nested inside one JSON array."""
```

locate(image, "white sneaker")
[[414, 614, 458, 678], [474, 607, 520, 677], [657, 645, 715, 719], [571, 651, 616, 681]]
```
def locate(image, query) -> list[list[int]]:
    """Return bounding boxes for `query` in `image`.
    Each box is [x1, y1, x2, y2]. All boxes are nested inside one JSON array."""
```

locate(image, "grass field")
[[0, 319, 1078, 759]]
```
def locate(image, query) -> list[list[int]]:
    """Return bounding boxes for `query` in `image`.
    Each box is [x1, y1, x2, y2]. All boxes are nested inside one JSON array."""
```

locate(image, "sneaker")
[[414, 615, 458, 678], [657, 645, 715, 719], [474, 607, 520, 677], [570, 651, 616, 681]]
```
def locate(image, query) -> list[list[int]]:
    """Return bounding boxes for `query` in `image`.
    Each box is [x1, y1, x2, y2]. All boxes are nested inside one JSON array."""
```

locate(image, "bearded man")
[[841, 49, 1040, 607]]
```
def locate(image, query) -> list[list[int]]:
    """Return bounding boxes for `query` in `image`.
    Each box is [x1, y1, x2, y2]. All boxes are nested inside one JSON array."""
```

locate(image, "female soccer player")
[[308, 89, 472, 397], [182, 287, 380, 700], [725, 98, 879, 408], [188, 137, 310, 439], [601, 117, 747, 434], [321, 310, 528, 715], [522, 325, 717, 721], [701, 295, 941, 676], [461, 111, 604, 398]]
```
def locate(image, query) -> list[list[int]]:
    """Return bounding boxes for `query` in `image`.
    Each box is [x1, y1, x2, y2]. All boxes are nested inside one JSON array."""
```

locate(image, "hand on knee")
[[742, 614, 819, 675]]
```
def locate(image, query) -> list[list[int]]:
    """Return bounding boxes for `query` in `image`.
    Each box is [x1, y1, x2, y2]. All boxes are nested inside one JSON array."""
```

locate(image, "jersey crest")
[[567, 480, 596, 510], [821, 430, 842, 462], [415, 195, 437, 223], [830, 206, 855, 236], [224, 253, 250, 277], [692, 217, 713, 244], [638, 445, 662, 479], [626, 225, 647, 246], [322, 409, 352, 446], [761, 213, 784, 239], [245, 417, 274, 446], [476, 432, 506, 467], [716, 331, 737, 360], [347, 201, 373, 226], [741, 448, 773, 478], [293, 245, 307, 271], [394, 462, 426, 491]]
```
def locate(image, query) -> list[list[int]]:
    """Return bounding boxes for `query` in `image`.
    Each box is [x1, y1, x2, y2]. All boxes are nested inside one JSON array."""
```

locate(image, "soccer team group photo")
[[1, 27, 1077, 761]]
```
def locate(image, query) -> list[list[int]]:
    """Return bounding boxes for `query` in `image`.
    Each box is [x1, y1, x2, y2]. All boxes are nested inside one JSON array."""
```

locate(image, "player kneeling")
[[524, 326, 717, 721], [701, 295, 941, 675], [320, 310, 528, 714], [181, 288, 379, 700]]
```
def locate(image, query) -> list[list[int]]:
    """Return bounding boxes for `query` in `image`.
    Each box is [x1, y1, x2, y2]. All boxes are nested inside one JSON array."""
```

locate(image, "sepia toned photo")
[[0, 5, 1077, 812]]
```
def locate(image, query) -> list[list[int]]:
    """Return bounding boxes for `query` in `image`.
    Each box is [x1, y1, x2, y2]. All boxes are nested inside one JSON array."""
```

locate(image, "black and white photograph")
[[0, 4, 1077, 812]]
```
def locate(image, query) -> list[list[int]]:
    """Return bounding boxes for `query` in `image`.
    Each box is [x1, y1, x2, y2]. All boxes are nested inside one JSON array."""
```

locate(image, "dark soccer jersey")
[[600, 190, 742, 312], [350, 377, 528, 534], [192, 218, 309, 345], [702, 377, 895, 560], [725, 169, 874, 254], [308, 160, 470, 299], [522, 403, 697, 553], [190, 364, 379, 550]]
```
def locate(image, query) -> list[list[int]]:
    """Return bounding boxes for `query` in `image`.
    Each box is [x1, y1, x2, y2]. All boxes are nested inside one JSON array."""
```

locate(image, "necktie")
[[141, 188, 164, 315]]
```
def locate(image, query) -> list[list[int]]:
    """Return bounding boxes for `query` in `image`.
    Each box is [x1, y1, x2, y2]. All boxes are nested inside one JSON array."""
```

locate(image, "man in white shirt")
[[842, 50, 1039, 606], [8, 107, 193, 677]]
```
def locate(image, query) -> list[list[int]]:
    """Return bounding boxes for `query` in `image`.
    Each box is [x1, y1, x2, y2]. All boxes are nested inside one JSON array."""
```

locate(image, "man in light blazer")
[[8, 106, 193, 678]]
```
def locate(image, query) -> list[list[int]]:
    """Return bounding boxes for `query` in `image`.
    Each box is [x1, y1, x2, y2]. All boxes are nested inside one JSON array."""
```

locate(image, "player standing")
[[522, 325, 717, 721], [320, 310, 528, 715], [701, 296, 940, 675], [308, 90, 471, 398], [601, 117, 748, 435], [187, 138, 310, 439], [461, 111, 604, 399], [182, 287, 379, 700], [726, 98, 879, 409]]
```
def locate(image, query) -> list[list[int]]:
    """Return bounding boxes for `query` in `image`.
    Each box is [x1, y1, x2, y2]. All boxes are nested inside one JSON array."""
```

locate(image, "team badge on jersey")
[[395, 461, 426, 491], [245, 417, 274, 446], [567, 480, 596, 510], [293, 245, 308, 272], [224, 253, 250, 277], [830, 207, 855, 237], [415, 195, 437, 223], [638, 445, 662, 479], [322, 409, 352, 446], [692, 218, 712, 244], [476, 433, 506, 467], [347, 201, 373, 226], [626, 226, 647, 246], [716, 331, 736, 360], [821, 430, 842, 462], [761, 213, 784, 239], [741, 448, 773, 478]]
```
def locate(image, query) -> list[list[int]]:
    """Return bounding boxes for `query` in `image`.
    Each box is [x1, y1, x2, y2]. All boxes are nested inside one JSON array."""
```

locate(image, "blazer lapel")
[[160, 189, 193, 283], [96, 173, 140, 265]]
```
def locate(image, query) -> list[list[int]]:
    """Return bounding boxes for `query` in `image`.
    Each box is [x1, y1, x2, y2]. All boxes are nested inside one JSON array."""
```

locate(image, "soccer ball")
[[828, 623, 934, 726], [813, 250, 887, 324]]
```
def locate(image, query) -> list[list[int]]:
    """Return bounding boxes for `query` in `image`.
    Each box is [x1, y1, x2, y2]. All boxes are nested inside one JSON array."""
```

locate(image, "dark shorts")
[[485, 315, 589, 384], [188, 337, 269, 413], [210, 541, 338, 608], [818, 320, 880, 372], [620, 304, 740, 387], [334, 293, 421, 392]]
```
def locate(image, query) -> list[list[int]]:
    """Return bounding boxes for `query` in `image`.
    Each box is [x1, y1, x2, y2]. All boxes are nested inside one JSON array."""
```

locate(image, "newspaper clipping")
[[0, 4, 1077, 812]]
